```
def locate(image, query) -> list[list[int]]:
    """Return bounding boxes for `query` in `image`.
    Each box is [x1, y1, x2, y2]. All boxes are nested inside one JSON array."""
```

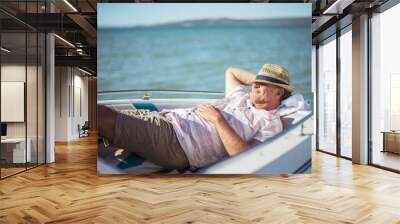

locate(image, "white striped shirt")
[[165, 85, 283, 169]]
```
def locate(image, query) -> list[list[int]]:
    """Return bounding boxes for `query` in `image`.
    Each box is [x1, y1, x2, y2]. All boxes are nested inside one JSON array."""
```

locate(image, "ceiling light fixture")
[[54, 34, 75, 48], [1, 47, 11, 53], [76, 48, 85, 56], [63, 0, 78, 12]]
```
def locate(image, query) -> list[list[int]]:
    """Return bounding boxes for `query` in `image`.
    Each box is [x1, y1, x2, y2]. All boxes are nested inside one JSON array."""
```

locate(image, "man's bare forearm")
[[214, 116, 249, 156], [225, 67, 257, 96]]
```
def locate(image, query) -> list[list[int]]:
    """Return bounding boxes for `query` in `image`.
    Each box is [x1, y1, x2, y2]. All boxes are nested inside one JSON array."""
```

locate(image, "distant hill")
[[99, 18, 311, 29], [155, 18, 311, 26]]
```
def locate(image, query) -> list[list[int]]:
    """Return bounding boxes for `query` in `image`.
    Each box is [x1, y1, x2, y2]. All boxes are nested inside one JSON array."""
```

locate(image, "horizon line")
[[98, 17, 310, 29]]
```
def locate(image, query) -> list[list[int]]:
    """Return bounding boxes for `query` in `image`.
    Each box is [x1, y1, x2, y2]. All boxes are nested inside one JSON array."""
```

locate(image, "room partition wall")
[[0, 1, 47, 179]]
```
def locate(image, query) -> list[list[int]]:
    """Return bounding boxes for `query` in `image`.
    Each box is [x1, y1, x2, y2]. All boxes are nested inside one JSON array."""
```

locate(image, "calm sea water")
[[98, 24, 312, 101]]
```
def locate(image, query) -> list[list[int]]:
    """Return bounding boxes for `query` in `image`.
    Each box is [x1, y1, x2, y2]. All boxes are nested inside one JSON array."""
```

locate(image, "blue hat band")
[[255, 75, 288, 85]]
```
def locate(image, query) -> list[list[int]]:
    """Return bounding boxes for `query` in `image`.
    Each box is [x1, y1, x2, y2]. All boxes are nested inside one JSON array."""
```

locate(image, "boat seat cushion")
[[278, 93, 305, 116]]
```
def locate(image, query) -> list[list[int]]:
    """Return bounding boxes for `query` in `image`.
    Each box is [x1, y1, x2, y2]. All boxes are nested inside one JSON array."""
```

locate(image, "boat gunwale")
[[98, 89, 225, 96]]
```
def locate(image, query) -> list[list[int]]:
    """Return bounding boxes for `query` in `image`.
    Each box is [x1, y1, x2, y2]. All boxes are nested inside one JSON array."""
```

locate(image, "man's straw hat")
[[254, 64, 294, 93]]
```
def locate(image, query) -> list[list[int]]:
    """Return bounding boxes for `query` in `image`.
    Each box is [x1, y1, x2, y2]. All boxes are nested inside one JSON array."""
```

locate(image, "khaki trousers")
[[111, 109, 189, 170]]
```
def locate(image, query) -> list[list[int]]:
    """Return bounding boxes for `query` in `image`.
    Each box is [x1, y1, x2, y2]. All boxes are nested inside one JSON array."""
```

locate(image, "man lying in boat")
[[98, 63, 294, 171]]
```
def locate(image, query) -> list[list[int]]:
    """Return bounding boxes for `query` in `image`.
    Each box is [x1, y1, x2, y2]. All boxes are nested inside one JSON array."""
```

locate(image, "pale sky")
[[98, 3, 311, 28]]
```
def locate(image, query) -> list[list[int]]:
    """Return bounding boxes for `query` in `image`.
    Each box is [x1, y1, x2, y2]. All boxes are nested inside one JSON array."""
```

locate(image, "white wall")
[[55, 66, 70, 141], [1, 63, 46, 164], [1, 65, 42, 137], [54, 67, 89, 141], [1, 65, 26, 138]]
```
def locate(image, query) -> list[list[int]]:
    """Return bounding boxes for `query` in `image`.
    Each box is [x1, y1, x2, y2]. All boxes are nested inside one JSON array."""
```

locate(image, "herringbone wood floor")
[[1, 135, 400, 224]]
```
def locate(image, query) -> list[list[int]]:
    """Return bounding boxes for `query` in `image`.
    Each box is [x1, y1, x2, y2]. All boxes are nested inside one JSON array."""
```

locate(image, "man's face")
[[251, 82, 284, 110]]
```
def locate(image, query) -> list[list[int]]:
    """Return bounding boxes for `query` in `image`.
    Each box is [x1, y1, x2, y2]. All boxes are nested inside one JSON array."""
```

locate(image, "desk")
[[382, 131, 400, 155], [1, 138, 31, 163]]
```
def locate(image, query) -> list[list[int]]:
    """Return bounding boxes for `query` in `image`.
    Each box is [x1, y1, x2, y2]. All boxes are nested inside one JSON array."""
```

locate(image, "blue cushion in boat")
[[132, 102, 158, 111]]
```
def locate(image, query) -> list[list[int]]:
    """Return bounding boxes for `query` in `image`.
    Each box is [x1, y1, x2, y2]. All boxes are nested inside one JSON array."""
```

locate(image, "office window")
[[371, 3, 400, 171], [339, 28, 352, 158], [0, 1, 46, 179], [317, 35, 337, 154], [1, 31, 28, 178]]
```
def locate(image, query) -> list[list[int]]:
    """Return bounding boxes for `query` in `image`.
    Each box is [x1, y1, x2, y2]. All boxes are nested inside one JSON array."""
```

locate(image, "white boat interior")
[[98, 93, 313, 174]]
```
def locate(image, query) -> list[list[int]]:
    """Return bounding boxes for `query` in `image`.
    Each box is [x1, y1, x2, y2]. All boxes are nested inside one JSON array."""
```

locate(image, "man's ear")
[[276, 88, 285, 97]]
